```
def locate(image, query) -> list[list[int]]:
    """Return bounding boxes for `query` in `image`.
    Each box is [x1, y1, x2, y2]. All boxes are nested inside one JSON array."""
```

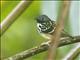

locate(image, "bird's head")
[[36, 15, 52, 29], [36, 15, 51, 23], [36, 15, 55, 33]]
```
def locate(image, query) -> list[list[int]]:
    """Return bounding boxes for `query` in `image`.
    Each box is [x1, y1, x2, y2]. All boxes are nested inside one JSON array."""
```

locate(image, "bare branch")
[[62, 43, 80, 60], [0, 1, 32, 36], [47, 1, 71, 60], [4, 36, 80, 60]]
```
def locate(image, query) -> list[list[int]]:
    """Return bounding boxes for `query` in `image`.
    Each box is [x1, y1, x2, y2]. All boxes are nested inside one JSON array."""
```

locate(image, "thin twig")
[[0, 1, 32, 36], [4, 36, 80, 60], [47, 1, 71, 60], [62, 43, 80, 60]]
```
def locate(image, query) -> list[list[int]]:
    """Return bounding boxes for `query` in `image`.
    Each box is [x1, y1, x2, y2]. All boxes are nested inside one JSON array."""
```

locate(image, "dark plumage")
[[36, 15, 51, 23], [36, 15, 55, 33], [36, 15, 73, 39]]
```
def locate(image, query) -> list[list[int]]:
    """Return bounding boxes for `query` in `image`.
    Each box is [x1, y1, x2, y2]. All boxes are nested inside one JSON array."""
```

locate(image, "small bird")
[[36, 15, 73, 39]]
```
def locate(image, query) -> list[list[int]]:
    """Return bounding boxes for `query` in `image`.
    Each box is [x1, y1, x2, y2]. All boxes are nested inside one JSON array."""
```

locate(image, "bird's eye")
[[39, 25, 41, 28]]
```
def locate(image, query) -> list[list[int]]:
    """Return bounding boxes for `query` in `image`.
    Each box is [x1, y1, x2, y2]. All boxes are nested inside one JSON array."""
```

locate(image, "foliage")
[[1, 1, 79, 60]]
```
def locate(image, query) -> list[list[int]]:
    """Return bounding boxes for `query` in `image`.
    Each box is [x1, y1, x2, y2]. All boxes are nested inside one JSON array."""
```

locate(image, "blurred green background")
[[1, 1, 79, 60]]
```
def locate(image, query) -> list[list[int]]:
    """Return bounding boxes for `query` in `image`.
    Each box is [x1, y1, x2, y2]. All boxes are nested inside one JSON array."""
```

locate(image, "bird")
[[36, 15, 73, 39]]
